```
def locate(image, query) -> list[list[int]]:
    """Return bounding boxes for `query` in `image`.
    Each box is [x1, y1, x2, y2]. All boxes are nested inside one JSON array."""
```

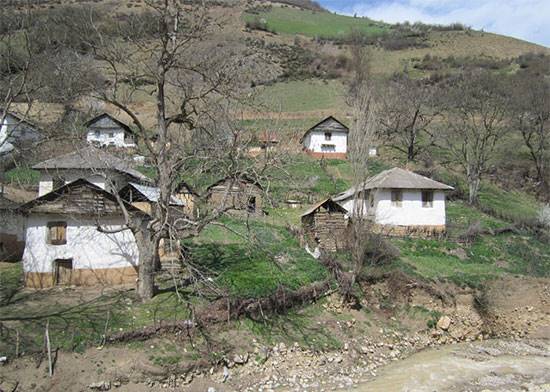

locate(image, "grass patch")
[[255, 79, 346, 112], [4, 167, 40, 186], [190, 217, 328, 298], [244, 7, 388, 39]]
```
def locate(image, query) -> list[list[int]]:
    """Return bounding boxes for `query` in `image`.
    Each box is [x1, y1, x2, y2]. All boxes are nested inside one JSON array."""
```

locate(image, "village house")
[[301, 198, 349, 252], [333, 167, 454, 236], [85, 113, 136, 148], [207, 176, 264, 215], [301, 116, 348, 159], [0, 184, 35, 261], [32, 146, 151, 196], [0, 110, 42, 156], [19, 179, 143, 288]]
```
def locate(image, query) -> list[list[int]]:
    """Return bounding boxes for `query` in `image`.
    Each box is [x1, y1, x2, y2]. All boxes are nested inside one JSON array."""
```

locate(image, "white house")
[[0, 110, 42, 155], [333, 168, 454, 236], [85, 113, 136, 148], [32, 146, 151, 196], [301, 116, 348, 159], [19, 179, 142, 288]]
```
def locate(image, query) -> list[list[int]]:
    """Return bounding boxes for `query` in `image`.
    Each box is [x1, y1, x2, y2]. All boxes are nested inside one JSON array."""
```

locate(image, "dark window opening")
[[324, 132, 332, 141], [247, 196, 256, 213], [422, 190, 434, 208], [391, 190, 403, 207]]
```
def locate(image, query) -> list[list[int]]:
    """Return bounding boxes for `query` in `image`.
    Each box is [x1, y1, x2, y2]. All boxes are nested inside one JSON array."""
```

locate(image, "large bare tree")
[[377, 74, 438, 162], [439, 70, 509, 205], [509, 72, 550, 200], [61, 1, 278, 300]]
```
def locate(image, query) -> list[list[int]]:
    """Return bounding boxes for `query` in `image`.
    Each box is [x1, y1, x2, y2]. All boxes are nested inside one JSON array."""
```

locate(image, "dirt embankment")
[[0, 276, 548, 392]]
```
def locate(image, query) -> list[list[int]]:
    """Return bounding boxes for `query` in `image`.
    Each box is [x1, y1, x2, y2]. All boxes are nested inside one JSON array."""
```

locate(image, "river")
[[355, 339, 550, 392]]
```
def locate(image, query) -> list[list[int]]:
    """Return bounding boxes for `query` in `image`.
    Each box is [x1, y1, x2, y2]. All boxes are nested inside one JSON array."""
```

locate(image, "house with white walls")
[[0, 110, 42, 156], [332, 168, 454, 236], [19, 179, 143, 288], [32, 146, 151, 196], [85, 113, 136, 148], [301, 116, 348, 159]]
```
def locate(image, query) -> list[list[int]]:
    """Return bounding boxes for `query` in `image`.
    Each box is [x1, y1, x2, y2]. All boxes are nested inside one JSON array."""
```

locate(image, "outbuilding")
[[301, 198, 349, 252], [333, 168, 454, 237], [207, 176, 264, 215]]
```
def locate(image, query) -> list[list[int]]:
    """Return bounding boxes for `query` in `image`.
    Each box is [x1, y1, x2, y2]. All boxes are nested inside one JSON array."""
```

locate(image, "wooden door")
[[54, 259, 73, 286]]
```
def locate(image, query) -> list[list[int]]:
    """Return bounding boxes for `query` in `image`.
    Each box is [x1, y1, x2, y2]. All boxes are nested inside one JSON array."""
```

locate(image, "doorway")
[[247, 196, 256, 213], [54, 259, 73, 286]]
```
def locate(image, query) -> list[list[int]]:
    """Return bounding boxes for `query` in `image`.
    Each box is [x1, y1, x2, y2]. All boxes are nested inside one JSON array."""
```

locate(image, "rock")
[[89, 381, 111, 391], [437, 316, 452, 331], [234, 353, 249, 365], [183, 373, 193, 384], [449, 247, 468, 260]]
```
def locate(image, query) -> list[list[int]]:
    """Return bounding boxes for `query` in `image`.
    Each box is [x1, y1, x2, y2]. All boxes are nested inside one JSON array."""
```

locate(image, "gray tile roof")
[[333, 167, 453, 201], [33, 147, 151, 183]]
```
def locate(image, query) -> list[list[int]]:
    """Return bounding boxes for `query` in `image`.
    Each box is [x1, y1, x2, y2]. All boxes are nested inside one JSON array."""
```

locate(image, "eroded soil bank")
[[0, 275, 548, 391]]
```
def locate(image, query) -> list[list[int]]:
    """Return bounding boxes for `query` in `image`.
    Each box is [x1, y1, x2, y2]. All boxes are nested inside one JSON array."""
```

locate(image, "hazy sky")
[[318, 0, 550, 47]]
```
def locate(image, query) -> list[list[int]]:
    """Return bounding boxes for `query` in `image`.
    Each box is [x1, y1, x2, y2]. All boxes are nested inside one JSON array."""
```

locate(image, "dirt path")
[[356, 339, 550, 392]]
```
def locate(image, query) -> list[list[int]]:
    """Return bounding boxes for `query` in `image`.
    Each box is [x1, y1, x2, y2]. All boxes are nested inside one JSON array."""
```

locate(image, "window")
[[391, 190, 403, 207], [321, 144, 336, 152], [47, 222, 67, 245], [108, 132, 114, 138], [94, 130, 100, 138], [422, 190, 434, 208], [324, 132, 332, 141]]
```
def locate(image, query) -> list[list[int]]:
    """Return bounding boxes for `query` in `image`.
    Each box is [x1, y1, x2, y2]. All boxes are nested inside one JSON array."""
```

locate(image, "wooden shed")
[[301, 198, 349, 252], [207, 176, 264, 215]]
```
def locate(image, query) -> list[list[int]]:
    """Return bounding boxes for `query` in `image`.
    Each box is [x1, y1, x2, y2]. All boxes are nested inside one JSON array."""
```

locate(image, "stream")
[[355, 339, 550, 392]]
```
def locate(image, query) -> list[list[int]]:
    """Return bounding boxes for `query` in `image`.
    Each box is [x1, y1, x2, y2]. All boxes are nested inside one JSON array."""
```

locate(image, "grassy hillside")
[[244, 6, 388, 38]]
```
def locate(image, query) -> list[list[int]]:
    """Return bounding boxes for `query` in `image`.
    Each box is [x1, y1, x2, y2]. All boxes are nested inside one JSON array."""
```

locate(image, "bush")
[[245, 16, 273, 33]]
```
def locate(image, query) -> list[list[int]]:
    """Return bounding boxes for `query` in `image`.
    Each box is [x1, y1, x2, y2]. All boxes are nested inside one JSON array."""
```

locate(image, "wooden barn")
[[207, 176, 264, 214], [301, 198, 349, 252]]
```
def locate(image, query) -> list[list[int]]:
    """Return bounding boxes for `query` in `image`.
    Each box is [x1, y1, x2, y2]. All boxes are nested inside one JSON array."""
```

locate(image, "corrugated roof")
[[128, 182, 185, 206], [333, 168, 453, 202], [33, 147, 151, 183]]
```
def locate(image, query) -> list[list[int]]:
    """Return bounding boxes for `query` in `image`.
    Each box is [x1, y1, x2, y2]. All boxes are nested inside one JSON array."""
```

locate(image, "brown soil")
[[1, 276, 548, 392]]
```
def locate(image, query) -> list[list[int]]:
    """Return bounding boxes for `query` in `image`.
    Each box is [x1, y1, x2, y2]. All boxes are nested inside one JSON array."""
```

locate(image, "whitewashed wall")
[[374, 189, 447, 226], [337, 189, 447, 226], [22, 214, 139, 273], [86, 129, 135, 148], [38, 170, 129, 196], [303, 130, 348, 153]]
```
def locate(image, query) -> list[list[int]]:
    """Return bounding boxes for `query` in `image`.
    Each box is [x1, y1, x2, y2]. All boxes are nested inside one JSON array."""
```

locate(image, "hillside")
[[1, 1, 549, 391]]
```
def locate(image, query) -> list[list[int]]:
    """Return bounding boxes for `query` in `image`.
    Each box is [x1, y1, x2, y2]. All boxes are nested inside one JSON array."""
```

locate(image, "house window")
[[391, 190, 403, 207], [47, 221, 67, 245], [324, 132, 332, 141], [321, 144, 336, 152], [94, 130, 100, 138], [108, 132, 114, 138], [422, 190, 434, 208]]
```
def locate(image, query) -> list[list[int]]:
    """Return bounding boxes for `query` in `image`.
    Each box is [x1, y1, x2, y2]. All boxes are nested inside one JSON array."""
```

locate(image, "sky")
[[318, 0, 550, 47]]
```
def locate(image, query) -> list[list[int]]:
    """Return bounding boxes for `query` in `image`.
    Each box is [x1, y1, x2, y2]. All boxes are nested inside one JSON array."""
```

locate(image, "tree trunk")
[[468, 175, 481, 205], [135, 228, 160, 301]]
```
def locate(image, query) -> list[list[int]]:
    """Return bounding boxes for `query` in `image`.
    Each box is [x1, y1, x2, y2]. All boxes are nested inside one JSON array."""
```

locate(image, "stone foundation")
[[373, 224, 446, 238], [25, 265, 139, 289]]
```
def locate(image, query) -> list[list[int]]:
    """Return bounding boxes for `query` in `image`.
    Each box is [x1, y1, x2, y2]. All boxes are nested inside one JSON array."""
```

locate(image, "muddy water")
[[355, 340, 550, 392]]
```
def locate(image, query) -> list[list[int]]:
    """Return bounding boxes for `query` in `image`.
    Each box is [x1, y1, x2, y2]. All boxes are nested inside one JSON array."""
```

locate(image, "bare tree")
[[59, 1, 279, 301], [509, 72, 550, 200], [343, 43, 378, 303], [377, 74, 438, 162], [439, 70, 509, 205]]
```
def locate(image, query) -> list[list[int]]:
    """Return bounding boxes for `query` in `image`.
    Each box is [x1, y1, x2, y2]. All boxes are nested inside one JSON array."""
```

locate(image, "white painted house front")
[[85, 113, 136, 148], [33, 147, 151, 196], [333, 168, 454, 236], [302, 116, 349, 159], [20, 179, 142, 288]]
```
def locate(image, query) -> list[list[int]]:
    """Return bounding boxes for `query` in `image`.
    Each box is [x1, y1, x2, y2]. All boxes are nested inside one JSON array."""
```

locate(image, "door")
[[247, 196, 256, 213], [54, 259, 73, 286]]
